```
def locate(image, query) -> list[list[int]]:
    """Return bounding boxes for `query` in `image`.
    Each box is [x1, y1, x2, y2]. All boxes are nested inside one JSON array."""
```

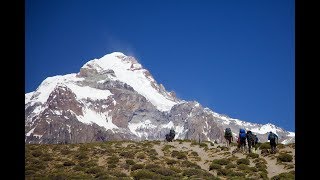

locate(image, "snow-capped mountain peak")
[[80, 52, 178, 111]]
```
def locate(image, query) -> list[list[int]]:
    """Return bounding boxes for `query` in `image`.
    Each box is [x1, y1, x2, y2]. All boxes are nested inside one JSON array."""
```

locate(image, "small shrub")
[[277, 153, 293, 162], [171, 150, 187, 160], [199, 142, 208, 148], [259, 143, 271, 150], [162, 145, 174, 152], [236, 158, 250, 165], [85, 167, 104, 174], [225, 163, 236, 169], [212, 158, 230, 165], [131, 163, 144, 171], [255, 162, 268, 172], [109, 170, 128, 177], [131, 169, 159, 179], [31, 150, 43, 157], [182, 168, 205, 177], [209, 163, 222, 170], [63, 160, 75, 166], [136, 152, 146, 159], [237, 164, 250, 170], [189, 151, 199, 156], [73, 165, 85, 171], [75, 152, 88, 160], [107, 155, 119, 164], [169, 166, 182, 173], [153, 168, 176, 176], [126, 159, 135, 165], [247, 153, 259, 159], [166, 159, 178, 165], [119, 151, 136, 159], [217, 168, 230, 176], [260, 172, 269, 180], [228, 171, 245, 177], [181, 160, 201, 169], [271, 172, 295, 180]]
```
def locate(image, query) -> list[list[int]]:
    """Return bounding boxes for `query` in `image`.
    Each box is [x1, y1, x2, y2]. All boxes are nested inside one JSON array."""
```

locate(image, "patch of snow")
[[128, 119, 156, 138], [67, 84, 113, 101], [251, 123, 279, 135], [174, 125, 185, 139], [288, 131, 295, 137], [25, 92, 34, 104], [162, 121, 174, 129], [34, 134, 43, 139], [76, 108, 118, 131], [26, 127, 36, 136]]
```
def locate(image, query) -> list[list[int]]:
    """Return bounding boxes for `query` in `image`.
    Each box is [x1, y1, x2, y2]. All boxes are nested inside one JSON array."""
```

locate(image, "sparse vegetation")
[[277, 153, 293, 162], [25, 140, 295, 179]]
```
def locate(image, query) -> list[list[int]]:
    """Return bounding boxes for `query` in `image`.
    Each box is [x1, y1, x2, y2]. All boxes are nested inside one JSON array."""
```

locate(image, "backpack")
[[170, 129, 175, 136], [240, 132, 246, 141], [225, 128, 232, 137], [240, 128, 246, 134], [269, 133, 276, 140]]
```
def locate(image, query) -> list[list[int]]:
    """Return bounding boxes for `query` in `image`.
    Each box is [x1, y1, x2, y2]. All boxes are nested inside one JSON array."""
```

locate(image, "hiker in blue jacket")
[[238, 129, 247, 152], [268, 131, 278, 154]]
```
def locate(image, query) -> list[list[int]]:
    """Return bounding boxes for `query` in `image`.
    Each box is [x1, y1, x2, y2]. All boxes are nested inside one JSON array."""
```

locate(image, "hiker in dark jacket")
[[268, 131, 279, 154], [246, 131, 255, 153], [224, 128, 233, 147], [165, 129, 175, 142]]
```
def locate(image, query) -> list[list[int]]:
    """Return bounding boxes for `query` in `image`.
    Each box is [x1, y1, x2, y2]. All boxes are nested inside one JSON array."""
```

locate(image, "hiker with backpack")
[[268, 131, 279, 154], [238, 128, 247, 152], [165, 129, 175, 142], [246, 130, 255, 153], [224, 128, 233, 147]]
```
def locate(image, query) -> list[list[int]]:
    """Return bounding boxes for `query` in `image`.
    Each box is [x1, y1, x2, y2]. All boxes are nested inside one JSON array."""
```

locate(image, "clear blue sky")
[[26, 0, 295, 132]]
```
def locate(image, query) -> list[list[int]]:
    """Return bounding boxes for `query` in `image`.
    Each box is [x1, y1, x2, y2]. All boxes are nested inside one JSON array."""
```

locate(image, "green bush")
[[171, 150, 187, 160], [75, 152, 88, 160], [259, 143, 271, 150], [152, 168, 176, 176], [247, 153, 259, 159], [199, 142, 208, 148], [277, 153, 293, 162], [73, 165, 85, 171], [166, 159, 178, 165], [162, 145, 174, 152], [209, 163, 222, 170], [189, 151, 199, 156], [258, 172, 268, 180], [131, 169, 160, 180], [131, 163, 144, 171], [120, 151, 136, 159], [181, 160, 201, 169], [31, 150, 43, 157], [227, 171, 245, 177], [217, 168, 231, 176], [255, 162, 268, 172], [85, 167, 104, 174], [109, 170, 128, 177], [237, 164, 250, 170], [136, 152, 146, 159], [271, 172, 295, 180], [107, 155, 119, 164], [147, 149, 158, 156], [236, 158, 250, 165], [225, 163, 236, 169], [125, 159, 135, 165], [182, 168, 205, 177], [212, 158, 230, 165], [63, 160, 75, 166]]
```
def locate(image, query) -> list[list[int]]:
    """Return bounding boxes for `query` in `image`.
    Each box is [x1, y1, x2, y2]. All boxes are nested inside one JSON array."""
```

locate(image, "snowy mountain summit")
[[25, 52, 295, 144]]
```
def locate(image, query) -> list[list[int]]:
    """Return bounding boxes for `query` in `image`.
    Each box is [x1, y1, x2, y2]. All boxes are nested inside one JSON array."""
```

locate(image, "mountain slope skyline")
[[25, 52, 294, 145]]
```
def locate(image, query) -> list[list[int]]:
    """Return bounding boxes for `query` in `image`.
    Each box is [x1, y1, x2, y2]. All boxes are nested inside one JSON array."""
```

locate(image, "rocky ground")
[[25, 140, 295, 179]]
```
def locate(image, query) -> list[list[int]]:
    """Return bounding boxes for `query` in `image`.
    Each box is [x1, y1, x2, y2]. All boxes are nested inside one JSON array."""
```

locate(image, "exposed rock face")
[[25, 52, 295, 144]]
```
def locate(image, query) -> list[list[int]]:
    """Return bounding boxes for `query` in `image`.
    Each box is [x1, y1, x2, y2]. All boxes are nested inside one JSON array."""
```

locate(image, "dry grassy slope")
[[25, 140, 295, 180]]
